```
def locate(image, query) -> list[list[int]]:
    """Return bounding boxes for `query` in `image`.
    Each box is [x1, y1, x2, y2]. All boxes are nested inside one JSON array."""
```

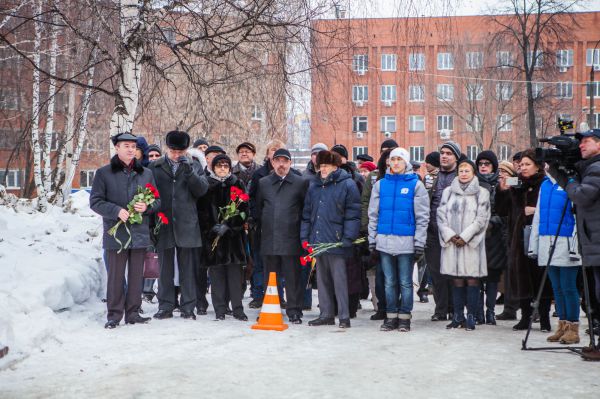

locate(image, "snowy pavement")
[[0, 294, 598, 399]]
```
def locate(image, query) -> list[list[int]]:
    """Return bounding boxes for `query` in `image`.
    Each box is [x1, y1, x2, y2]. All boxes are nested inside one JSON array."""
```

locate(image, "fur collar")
[[110, 155, 144, 174], [450, 176, 480, 195]]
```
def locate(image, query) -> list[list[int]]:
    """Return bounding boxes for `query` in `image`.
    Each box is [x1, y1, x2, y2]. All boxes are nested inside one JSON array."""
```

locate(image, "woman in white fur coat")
[[437, 159, 490, 331]]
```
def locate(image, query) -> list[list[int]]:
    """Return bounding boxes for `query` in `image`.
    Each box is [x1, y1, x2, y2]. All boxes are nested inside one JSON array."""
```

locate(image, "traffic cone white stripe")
[[259, 304, 282, 314], [266, 286, 278, 296]]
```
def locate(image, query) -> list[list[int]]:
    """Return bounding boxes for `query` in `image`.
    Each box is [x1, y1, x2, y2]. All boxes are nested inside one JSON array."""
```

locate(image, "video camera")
[[535, 118, 581, 173]]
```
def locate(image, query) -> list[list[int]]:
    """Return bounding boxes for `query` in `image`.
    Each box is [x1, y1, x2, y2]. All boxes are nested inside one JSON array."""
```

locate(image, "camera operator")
[[549, 129, 600, 361]]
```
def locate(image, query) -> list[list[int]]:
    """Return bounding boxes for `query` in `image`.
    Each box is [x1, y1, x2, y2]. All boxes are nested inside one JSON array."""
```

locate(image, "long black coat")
[[496, 172, 551, 299], [256, 171, 308, 256], [197, 174, 248, 267], [478, 172, 507, 282], [90, 156, 160, 250], [149, 156, 208, 250]]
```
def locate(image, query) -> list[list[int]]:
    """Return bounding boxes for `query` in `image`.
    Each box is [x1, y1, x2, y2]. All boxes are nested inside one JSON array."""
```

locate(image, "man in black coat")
[[256, 149, 309, 323], [90, 132, 160, 329], [149, 131, 209, 320]]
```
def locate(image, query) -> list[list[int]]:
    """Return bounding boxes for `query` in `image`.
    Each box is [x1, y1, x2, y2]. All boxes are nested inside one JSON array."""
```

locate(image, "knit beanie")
[[440, 141, 461, 160], [476, 150, 499, 172], [389, 147, 411, 168]]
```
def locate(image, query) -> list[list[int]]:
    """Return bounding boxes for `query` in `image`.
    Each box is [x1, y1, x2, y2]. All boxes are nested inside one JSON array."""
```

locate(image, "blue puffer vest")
[[538, 178, 575, 237], [377, 172, 418, 236]]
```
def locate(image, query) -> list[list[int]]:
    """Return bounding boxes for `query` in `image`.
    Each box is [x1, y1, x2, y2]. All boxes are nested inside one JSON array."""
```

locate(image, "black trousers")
[[158, 247, 197, 313], [263, 255, 303, 317], [209, 265, 243, 317], [426, 224, 453, 316], [194, 248, 209, 311], [106, 248, 145, 322]]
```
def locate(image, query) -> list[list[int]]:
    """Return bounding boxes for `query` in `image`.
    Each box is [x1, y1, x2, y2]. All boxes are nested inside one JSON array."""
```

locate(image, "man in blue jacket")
[[301, 150, 361, 328]]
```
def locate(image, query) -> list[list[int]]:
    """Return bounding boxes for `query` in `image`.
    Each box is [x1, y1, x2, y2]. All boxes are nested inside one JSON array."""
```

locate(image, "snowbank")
[[0, 191, 104, 366]]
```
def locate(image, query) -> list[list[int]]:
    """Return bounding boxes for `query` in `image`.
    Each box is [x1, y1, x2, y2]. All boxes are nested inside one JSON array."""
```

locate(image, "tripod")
[[521, 195, 597, 354]]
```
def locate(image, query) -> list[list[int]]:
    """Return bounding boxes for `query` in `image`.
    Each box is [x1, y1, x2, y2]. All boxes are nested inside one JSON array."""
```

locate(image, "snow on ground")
[[0, 194, 598, 398]]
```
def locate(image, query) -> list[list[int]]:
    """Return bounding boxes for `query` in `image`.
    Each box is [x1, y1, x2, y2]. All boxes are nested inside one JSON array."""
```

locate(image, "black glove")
[[414, 246, 424, 262], [211, 223, 230, 237], [178, 156, 193, 174], [368, 242, 376, 251], [342, 238, 353, 248], [368, 249, 380, 268]]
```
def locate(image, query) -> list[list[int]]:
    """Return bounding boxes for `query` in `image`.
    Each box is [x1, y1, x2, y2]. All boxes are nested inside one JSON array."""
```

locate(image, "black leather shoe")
[[370, 311, 386, 321], [249, 298, 263, 309], [380, 318, 399, 331], [234, 313, 248, 321], [104, 320, 118, 329], [196, 308, 207, 316], [289, 315, 303, 324], [339, 319, 351, 329], [418, 293, 429, 303], [181, 311, 196, 320], [308, 317, 335, 326], [126, 313, 151, 324], [512, 318, 530, 330], [495, 312, 517, 321], [431, 314, 447, 321], [225, 307, 233, 316], [216, 314, 225, 321], [153, 309, 173, 319]]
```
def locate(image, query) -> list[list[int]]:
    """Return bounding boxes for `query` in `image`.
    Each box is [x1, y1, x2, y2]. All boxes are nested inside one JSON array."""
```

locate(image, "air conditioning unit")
[[384, 100, 393, 107], [594, 65, 600, 71], [357, 70, 366, 76], [356, 132, 364, 139], [559, 66, 567, 73], [439, 129, 451, 140], [383, 131, 392, 138], [355, 100, 364, 107]]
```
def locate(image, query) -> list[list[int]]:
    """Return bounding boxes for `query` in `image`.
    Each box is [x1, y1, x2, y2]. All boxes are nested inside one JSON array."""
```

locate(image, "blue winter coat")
[[300, 168, 361, 256]]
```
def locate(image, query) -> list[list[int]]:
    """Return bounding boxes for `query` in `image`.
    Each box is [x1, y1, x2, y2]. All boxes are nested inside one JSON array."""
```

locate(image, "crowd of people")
[[90, 129, 600, 361]]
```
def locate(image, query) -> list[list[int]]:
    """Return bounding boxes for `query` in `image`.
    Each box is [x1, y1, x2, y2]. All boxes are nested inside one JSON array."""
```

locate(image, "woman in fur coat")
[[437, 159, 490, 331]]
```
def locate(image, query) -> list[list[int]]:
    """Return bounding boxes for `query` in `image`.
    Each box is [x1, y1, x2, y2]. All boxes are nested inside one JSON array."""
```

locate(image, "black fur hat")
[[165, 130, 190, 150], [316, 150, 342, 168]]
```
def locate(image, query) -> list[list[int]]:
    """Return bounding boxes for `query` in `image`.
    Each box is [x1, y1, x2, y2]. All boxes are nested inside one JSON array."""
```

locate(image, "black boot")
[[466, 285, 479, 331], [308, 317, 335, 326], [539, 298, 552, 332], [447, 286, 466, 329], [126, 313, 151, 324], [513, 299, 532, 331], [370, 310, 386, 321], [380, 317, 399, 331], [153, 309, 173, 320], [485, 282, 498, 325]]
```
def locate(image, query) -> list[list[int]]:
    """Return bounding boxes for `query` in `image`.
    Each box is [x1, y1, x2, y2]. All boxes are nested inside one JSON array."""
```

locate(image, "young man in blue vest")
[[368, 147, 430, 332]]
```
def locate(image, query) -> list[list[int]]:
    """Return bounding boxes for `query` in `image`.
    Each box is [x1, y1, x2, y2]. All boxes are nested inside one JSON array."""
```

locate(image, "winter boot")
[[547, 320, 568, 342], [465, 285, 479, 331], [513, 300, 532, 331], [446, 286, 466, 329], [398, 314, 411, 332], [539, 298, 552, 332], [381, 317, 399, 331], [476, 287, 485, 325], [485, 310, 497, 325], [370, 310, 386, 321], [465, 314, 476, 331], [485, 282, 498, 326], [339, 319, 351, 329], [560, 322, 580, 345], [308, 317, 335, 326]]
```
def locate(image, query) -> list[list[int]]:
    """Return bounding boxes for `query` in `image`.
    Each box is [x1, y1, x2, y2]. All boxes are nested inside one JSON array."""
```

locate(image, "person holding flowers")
[[301, 150, 361, 329], [149, 130, 209, 321], [198, 154, 249, 321], [90, 132, 161, 329], [367, 147, 430, 332]]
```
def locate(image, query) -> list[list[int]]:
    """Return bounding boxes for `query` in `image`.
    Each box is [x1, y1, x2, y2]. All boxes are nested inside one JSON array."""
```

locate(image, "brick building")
[[311, 12, 600, 163]]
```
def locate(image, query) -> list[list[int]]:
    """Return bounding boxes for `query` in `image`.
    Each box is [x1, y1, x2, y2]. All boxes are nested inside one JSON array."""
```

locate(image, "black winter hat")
[[512, 151, 523, 162], [111, 132, 137, 146], [273, 148, 292, 160], [166, 130, 190, 150], [211, 154, 232, 170], [425, 151, 440, 168], [236, 142, 256, 154], [193, 138, 209, 148], [316, 150, 342, 168], [380, 139, 399, 151], [331, 144, 349, 159], [458, 158, 477, 173], [476, 150, 499, 172], [147, 144, 162, 155], [356, 154, 374, 162], [205, 145, 226, 156]]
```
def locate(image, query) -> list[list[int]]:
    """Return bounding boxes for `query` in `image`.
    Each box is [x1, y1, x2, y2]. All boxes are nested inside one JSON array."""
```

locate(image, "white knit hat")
[[389, 147, 411, 167]]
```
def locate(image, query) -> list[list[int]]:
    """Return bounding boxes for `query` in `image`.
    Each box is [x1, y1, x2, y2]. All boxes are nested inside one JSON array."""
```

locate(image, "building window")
[[409, 115, 425, 132], [592, 113, 600, 129], [437, 115, 453, 131], [0, 88, 19, 110], [436, 84, 454, 101], [353, 54, 368, 73], [556, 49, 573, 67], [437, 52, 454, 70], [380, 85, 397, 102], [555, 82, 573, 99], [352, 116, 368, 132], [381, 54, 397, 71], [586, 48, 600, 67], [353, 146, 368, 161], [466, 51, 483, 69], [408, 85, 424, 102], [466, 114, 482, 132], [496, 51, 513, 67], [527, 50, 543, 68], [409, 53, 425, 71], [586, 82, 600, 97], [409, 146, 425, 162], [496, 82, 513, 100], [532, 83, 544, 99], [380, 116, 396, 132], [467, 145, 479, 161], [352, 85, 368, 102], [0, 169, 21, 189], [466, 83, 483, 101], [79, 170, 95, 189], [251, 105, 263, 121], [497, 145, 511, 161], [498, 114, 513, 131]]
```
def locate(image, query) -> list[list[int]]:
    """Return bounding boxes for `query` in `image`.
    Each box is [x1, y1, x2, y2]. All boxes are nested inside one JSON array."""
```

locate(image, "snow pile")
[[0, 190, 104, 366]]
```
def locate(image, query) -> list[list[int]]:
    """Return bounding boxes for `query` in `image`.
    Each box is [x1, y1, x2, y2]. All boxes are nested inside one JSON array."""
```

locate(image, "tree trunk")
[[43, 14, 59, 194], [525, 77, 537, 148]]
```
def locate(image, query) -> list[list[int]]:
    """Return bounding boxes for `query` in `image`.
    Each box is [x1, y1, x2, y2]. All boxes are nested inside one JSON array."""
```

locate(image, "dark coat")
[[256, 171, 308, 256], [197, 174, 248, 267], [90, 156, 160, 250], [301, 169, 361, 256], [248, 159, 302, 219], [340, 162, 365, 194], [561, 154, 600, 266], [149, 156, 209, 250], [232, 160, 259, 189], [496, 172, 551, 299]]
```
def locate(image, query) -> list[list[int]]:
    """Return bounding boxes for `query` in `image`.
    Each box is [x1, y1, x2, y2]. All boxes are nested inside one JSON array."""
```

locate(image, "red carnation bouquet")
[[153, 212, 169, 235], [108, 183, 160, 253], [300, 238, 366, 288], [211, 186, 249, 251]]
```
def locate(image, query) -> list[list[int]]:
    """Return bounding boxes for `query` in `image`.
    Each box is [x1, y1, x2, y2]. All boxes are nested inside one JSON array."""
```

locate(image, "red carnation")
[[308, 247, 314, 254], [300, 256, 307, 266], [239, 193, 249, 202], [230, 193, 237, 201], [158, 212, 169, 225], [302, 241, 309, 250]]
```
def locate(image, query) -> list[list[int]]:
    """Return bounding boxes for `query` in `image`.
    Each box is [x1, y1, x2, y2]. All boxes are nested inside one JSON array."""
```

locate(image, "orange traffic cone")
[[251, 272, 288, 331]]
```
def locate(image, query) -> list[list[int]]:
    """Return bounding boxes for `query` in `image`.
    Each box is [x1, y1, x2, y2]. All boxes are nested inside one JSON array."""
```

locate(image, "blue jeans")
[[547, 266, 580, 322], [380, 252, 415, 315]]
